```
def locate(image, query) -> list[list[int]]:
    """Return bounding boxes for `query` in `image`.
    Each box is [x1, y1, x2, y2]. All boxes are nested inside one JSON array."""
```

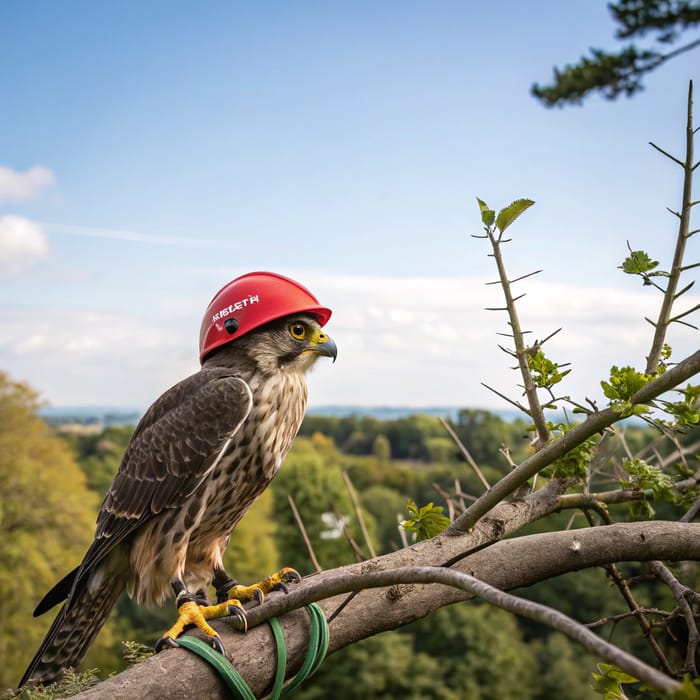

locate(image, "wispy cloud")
[[40, 222, 239, 248], [0, 215, 49, 275], [0, 165, 54, 203]]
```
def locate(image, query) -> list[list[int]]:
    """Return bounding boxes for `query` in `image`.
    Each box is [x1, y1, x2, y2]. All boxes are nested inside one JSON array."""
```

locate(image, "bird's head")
[[205, 313, 337, 375]]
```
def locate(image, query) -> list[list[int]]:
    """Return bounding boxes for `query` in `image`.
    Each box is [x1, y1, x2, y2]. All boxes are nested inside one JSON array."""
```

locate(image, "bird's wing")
[[39, 368, 253, 612]]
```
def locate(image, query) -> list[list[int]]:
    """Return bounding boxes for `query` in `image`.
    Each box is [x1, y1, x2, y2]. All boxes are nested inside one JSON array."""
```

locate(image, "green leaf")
[[590, 663, 638, 699], [401, 500, 450, 541], [476, 197, 495, 227], [601, 366, 651, 402], [527, 349, 571, 390], [619, 458, 680, 519], [496, 198, 534, 233], [618, 249, 668, 278], [547, 421, 598, 479]]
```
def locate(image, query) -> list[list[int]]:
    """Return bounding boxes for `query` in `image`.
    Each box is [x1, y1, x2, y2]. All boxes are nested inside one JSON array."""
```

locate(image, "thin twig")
[[646, 81, 697, 373], [287, 494, 323, 573], [582, 508, 675, 675], [333, 502, 366, 562], [586, 608, 672, 630], [341, 470, 377, 559], [485, 225, 551, 447], [439, 417, 491, 490], [648, 561, 699, 676]]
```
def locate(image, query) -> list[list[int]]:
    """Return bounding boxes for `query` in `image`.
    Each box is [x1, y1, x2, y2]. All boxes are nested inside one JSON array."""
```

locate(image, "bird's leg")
[[213, 566, 301, 606], [154, 578, 247, 654]]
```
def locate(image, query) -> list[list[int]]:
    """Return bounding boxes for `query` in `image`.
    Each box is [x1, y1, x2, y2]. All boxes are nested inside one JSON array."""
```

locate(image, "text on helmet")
[[212, 295, 260, 323]]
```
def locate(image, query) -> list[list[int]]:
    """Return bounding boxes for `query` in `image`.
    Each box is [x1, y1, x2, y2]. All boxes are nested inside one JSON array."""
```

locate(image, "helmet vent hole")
[[224, 318, 239, 335]]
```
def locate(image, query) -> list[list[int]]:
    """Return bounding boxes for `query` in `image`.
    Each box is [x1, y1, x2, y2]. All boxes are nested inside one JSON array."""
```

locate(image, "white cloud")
[[300, 272, 700, 409], [0, 272, 697, 411], [0, 216, 49, 274], [0, 165, 55, 203]]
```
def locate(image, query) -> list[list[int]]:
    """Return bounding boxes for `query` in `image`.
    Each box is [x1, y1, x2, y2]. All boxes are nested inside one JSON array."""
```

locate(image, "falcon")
[[20, 271, 337, 687]]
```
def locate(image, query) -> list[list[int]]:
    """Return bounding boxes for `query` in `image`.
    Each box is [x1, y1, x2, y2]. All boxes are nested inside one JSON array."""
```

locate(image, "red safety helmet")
[[199, 271, 332, 363]]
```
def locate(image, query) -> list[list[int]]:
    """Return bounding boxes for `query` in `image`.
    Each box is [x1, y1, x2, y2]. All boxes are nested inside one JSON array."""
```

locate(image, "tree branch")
[[646, 80, 696, 373], [67, 521, 700, 699], [450, 348, 700, 532]]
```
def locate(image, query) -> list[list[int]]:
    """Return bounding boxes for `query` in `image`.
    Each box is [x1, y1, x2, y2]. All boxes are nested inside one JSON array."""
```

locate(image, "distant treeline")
[[299, 409, 532, 464]]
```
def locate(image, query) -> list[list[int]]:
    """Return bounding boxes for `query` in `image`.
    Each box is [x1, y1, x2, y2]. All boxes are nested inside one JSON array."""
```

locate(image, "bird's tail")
[[20, 561, 128, 688]]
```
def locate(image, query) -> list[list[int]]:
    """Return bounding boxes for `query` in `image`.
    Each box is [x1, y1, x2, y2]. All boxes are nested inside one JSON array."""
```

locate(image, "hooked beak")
[[309, 333, 338, 363]]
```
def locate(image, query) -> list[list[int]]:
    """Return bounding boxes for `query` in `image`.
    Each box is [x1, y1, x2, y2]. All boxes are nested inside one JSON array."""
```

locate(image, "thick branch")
[[68, 521, 700, 699]]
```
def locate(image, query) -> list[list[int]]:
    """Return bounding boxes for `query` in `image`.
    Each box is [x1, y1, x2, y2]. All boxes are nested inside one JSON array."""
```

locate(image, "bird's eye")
[[289, 323, 306, 340]]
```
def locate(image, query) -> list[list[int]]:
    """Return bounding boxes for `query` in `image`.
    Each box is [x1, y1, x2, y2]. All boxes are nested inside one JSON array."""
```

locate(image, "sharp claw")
[[276, 581, 289, 594], [211, 636, 226, 655], [154, 636, 180, 653], [253, 588, 264, 605], [227, 604, 248, 633], [281, 568, 301, 584]]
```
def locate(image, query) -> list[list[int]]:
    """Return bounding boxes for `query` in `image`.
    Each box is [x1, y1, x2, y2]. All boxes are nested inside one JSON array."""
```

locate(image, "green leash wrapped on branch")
[[177, 603, 329, 699]]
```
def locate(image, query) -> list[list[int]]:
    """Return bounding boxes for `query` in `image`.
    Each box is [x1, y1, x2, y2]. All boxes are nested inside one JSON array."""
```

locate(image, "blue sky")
[[1, 1, 698, 411]]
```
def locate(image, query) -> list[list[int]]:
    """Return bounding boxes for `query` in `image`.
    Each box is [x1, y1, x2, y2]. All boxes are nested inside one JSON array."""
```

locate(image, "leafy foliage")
[[477, 197, 534, 233], [527, 349, 571, 392], [0, 373, 112, 688], [659, 383, 700, 428], [619, 248, 668, 279], [532, 1, 700, 106], [601, 365, 654, 416], [400, 500, 450, 541], [591, 662, 642, 699], [8, 668, 101, 699], [539, 421, 600, 480], [619, 457, 676, 518]]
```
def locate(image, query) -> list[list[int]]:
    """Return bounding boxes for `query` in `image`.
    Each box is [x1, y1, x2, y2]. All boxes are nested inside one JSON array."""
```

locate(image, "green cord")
[[268, 616, 286, 700], [177, 635, 256, 700], [281, 603, 329, 695], [178, 603, 329, 700]]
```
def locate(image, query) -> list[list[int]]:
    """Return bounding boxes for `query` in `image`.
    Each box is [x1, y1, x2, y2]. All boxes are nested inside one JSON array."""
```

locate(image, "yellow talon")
[[226, 567, 301, 604], [162, 600, 220, 641], [155, 598, 248, 653]]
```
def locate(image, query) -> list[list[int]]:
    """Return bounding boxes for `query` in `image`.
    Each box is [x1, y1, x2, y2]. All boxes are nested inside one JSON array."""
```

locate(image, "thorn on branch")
[[669, 303, 700, 322], [649, 141, 685, 167], [510, 270, 543, 284], [671, 318, 699, 330], [537, 327, 564, 346], [497, 344, 517, 358], [481, 382, 532, 416], [673, 280, 695, 297]]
